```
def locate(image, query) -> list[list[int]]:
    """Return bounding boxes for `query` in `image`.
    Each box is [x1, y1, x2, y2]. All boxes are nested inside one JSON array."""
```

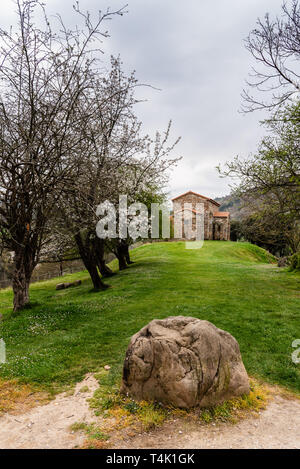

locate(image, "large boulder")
[[121, 316, 250, 408]]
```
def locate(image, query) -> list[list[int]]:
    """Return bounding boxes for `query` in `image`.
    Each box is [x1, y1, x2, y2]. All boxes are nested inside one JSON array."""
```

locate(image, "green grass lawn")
[[0, 241, 299, 394]]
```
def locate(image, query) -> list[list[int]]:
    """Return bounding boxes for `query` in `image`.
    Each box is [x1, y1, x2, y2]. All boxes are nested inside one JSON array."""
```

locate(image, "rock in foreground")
[[121, 316, 250, 408]]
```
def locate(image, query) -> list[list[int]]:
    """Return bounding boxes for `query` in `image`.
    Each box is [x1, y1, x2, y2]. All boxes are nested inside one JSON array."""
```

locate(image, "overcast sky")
[[2, 0, 285, 199]]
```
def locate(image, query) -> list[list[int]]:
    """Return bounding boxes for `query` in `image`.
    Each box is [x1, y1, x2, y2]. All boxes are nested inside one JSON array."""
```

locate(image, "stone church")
[[172, 191, 230, 241]]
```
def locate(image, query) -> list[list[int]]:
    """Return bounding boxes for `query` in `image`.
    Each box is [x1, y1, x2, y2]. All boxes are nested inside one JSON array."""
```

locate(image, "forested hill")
[[215, 195, 247, 220]]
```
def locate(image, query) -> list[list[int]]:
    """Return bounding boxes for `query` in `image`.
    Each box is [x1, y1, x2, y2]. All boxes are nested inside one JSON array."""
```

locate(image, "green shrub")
[[289, 252, 300, 272]]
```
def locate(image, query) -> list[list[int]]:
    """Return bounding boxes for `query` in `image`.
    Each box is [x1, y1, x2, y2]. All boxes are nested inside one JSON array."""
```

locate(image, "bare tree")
[[62, 57, 180, 283], [220, 99, 300, 216], [243, 0, 300, 112], [0, 0, 124, 311], [219, 98, 300, 253], [58, 57, 143, 289]]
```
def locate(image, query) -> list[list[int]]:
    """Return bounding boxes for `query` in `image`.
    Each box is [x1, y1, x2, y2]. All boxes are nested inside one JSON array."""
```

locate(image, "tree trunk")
[[124, 245, 134, 264], [93, 238, 115, 277], [12, 272, 30, 312], [113, 240, 133, 271], [12, 249, 35, 312], [98, 259, 114, 277], [86, 260, 108, 290], [116, 246, 128, 271], [74, 233, 108, 290]]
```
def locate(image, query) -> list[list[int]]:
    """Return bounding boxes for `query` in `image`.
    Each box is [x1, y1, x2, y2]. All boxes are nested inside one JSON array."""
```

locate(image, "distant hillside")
[[215, 195, 249, 220]]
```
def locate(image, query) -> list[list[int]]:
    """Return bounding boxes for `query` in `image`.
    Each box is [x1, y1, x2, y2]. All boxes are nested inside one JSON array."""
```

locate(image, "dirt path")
[[0, 374, 99, 449], [0, 375, 299, 449], [116, 395, 300, 449]]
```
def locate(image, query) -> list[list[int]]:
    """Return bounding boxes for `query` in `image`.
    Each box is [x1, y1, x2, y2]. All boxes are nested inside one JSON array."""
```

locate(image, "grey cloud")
[[1, 0, 285, 198]]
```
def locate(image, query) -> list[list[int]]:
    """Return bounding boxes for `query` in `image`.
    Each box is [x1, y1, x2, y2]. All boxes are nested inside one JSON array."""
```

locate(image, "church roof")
[[172, 190, 220, 207], [213, 211, 230, 218]]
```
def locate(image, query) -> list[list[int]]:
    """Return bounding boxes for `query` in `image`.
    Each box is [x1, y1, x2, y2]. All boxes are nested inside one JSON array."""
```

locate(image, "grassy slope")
[[0, 241, 299, 393]]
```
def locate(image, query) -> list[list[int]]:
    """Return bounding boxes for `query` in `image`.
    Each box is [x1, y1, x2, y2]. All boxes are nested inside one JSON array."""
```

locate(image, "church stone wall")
[[213, 216, 230, 241], [172, 192, 230, 241]]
